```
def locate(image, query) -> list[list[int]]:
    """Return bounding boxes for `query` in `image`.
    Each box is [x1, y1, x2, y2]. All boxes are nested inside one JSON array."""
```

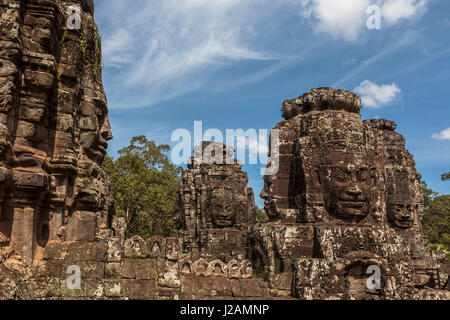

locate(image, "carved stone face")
[[386, 168, 420, 230], [321, 152, 374, 220], [260, 175, 278, 219], [79, 99, 113, 163], [388, 202, 416, 229], [208, 192, 238, 228]]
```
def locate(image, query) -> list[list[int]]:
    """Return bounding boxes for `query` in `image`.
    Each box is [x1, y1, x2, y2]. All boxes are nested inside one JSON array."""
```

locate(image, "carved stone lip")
[[97, 142, 108, 152], [396, 221, 413, 228], [215, 219, 233, 226], [338, 200, 367, 208], [397, 217, 413, 223]]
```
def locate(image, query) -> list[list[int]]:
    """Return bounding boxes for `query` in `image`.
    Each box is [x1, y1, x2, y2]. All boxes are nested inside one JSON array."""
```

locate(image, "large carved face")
[[386, 168, 420, 229], [388, 202, 416, 229], [207, 191, 239, 228], [260, 175, 278, 219], [78, 97, 113, 164], [321, 152, 375, 220]]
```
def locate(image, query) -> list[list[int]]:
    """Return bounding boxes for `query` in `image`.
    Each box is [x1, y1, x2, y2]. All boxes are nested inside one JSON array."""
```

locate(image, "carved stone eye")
[[359, 169, 369, 182], [334, 168, 347, 182]]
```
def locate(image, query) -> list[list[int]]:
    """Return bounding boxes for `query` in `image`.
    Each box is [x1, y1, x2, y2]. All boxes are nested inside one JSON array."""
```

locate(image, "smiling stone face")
[[320, 152, 374, 221], [78, 98, 113, 164], [176, 142, 256, 255], [388, 202, 416, 229], [260, 175, 279, 219], [0, 0, 117, 264], [385, 167, 421, 230], [207, 191, 239, 228]]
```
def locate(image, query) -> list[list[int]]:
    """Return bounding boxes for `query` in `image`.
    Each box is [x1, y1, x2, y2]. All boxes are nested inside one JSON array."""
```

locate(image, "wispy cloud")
[[96, 0, 301, 109], [354, 80, 401, 108], [381, 0, 428, 26], [102, 29, 134, 68], [332, 31, 417, 87], [236, 136, 269, 156], [432, 128, 450, 141], [95, 0, 430, 109]]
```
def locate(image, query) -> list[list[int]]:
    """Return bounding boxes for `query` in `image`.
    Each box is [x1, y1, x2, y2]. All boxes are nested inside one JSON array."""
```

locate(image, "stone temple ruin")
[[0, 0, 113, 267], [254, 88, 448, 299], [0, 0, 448, 300], [175, 141, 256, 260]]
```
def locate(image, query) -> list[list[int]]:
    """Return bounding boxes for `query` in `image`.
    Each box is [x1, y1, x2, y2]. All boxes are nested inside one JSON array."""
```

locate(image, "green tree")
[[442, 172, 450, 181], [256, 206, 269, 223], [422, 194, 450, 255], [421, 181, 438, 209], [103, 136, 182, 239]]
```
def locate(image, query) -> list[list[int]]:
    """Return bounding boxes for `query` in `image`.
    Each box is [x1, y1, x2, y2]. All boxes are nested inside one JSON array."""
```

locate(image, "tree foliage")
[[422, 195, 450, 251], [256, 206, 269, 223], [103, 136, 182, 239], [421, 179, 450, 258], [421, 181, 438, 209], [442, 172, 450, 181]]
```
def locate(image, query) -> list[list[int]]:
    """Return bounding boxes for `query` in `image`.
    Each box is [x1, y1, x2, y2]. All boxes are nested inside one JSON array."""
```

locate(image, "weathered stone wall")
[[0, 229, 272, 300]]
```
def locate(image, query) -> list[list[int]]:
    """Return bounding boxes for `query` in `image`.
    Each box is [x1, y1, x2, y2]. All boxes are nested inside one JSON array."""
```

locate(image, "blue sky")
[[94, 0, 450, 207]]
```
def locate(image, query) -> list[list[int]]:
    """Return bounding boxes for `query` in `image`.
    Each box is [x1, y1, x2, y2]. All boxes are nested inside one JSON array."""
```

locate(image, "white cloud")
[[102, 29, 134, 67], [236, 136, 269, 156], [354, 80, 401, 108], [432, 128, 450, 141], [299, 0, 428, 41], [381, 0, 428, 26], [299, 0, 370, 41]]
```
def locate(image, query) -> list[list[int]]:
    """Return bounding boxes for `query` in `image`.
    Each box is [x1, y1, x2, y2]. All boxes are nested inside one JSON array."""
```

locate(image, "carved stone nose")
[[101, 119, 113, 141], [401, 211, 411, 218], [347, 189, 362, 199], [260, 190, 267, 199]]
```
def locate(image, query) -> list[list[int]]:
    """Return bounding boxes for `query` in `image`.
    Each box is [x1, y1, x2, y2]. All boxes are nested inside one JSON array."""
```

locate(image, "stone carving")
[[254, 88, 447, 299], [175, 142, 256, 259], [124, 236, 150, 259], [366, 119, 424, 231], [148, 235, 165, 258], [207, 189, 239, 228], [206, 259, 226, 277], [0, 0, 113, 265]]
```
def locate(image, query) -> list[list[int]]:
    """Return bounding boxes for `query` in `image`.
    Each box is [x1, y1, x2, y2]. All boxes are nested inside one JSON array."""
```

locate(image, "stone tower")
[[253, 88, 447, 299], [0, 0, 113, 266], [176, 141, 256, 260]]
